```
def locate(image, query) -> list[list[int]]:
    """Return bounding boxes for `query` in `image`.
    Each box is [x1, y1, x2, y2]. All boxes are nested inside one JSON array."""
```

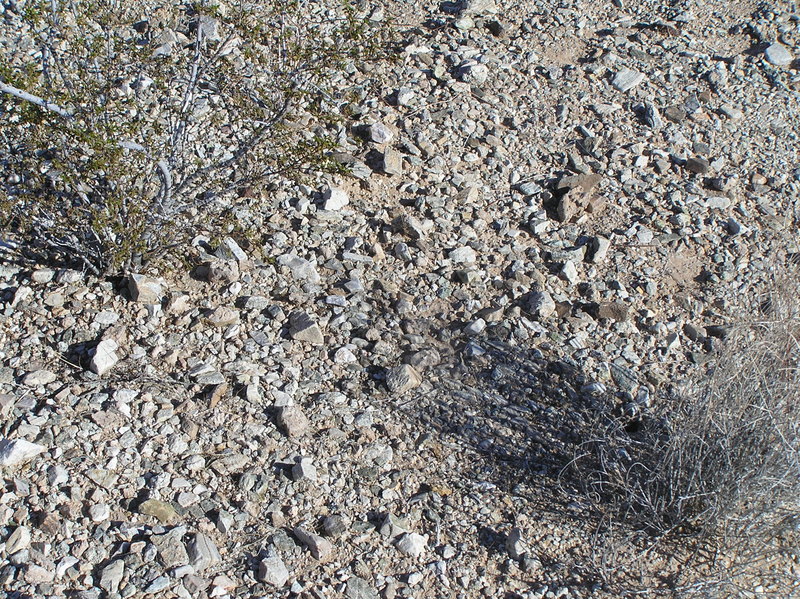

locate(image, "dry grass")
[[568, 266, 800, 595]]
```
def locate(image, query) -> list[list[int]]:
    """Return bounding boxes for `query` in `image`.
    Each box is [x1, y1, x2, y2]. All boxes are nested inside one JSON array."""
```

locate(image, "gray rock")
[[292, 457, 317, 482], [381, 148, 404, 176], [459, 0, 498, 16], [368, 123, 394, 144], [506, 527, 526, 560], [90, 339, 119, 375], [527, 291, 556, 319], [612, 69, 645, 92], [152, 527, 189, 568], [215, 236, 248, 262], [277, 254, 321, 285], [345, 576, 380, 599], [385, 364, 422, 394], [591, 236, 611, 263], [644, 102, 663, 129], [458, 60, 489, 85], [22, 369, 57, 386], [276, 405, 310, 438], [765, 42, 793, 66], [258, 555, 289, 587], [145, 575, 170, 594], [289, 311, 324, 345], [99, 560, 125, 594], [187, 534, 221, 572], [685, 157, 710, 174], [207, 259, 240, 284], [293, 527, 333, 560], [0, 439, 46, 467], [5, 526, 31, 554], [323, 515, 347, 538], [128, 273, 163, 304]]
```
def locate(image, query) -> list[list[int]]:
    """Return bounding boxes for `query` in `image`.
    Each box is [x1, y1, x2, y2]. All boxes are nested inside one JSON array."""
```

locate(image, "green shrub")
[[0, 0, 390, 273]]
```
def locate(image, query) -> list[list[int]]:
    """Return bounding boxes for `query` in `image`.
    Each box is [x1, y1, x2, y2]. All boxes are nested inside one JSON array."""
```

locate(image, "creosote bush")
[[0, 0, 391, 273], [568, 266, 800, 591]]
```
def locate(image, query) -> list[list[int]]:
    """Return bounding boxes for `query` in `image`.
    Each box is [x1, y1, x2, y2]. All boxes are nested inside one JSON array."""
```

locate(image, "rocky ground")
[[2, 0, 800, 598]]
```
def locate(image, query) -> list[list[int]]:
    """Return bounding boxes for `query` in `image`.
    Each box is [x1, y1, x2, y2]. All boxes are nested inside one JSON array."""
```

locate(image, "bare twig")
[[0, 80, 73, 118]]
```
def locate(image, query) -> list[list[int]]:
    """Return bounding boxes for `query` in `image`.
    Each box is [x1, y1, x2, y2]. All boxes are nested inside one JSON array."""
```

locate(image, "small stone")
[[591, 236, 611, 263], [289, 311, 324, 345], [597, 301, 630, 321], [458, 60, 489, 85], [381, 148, 403, 176], [464, 318, 486, 336], [0, 439, 46, 467], [145, 575, 170, 594], [203, 306, 239, 328], [643, 101, 663, 129], [685, 157, 710, 174], [449, 246, 477, 264], [368, 123, 393, 144], [506, 528, 526, 560], [187, 534, 221, 572], [720, 104, 743, 120], [277, 254, 321, 285], [215, 237, 248, 262], [323, 187, 349, 211], [138, 499, 180, 524], [6, 526, 31, 554], [396, 533, 427, 557], [293, 527, 333, 560], [765, 42, 793, 66], [90, 339, 120, 375], [323, 515, 347, 538], [22, 370, 57, 386], [560, 261, 579, 284], [207, 260, 240, 284], [99, 560, 125, 594], [385, 364, 422, 394], [89, 503, 110, 522], [345, 576, 380, 599], [527, 291, 556, 319], [128, 273, 163, 304], [276, 405, 310, 438], [152, 527, 189, 568], [292, 457, 317, 482], [612, 69, 645, 92], [459, 0, 499, 16], [396, 87, 415, 106], [24, 564, 54, 584], [258, 555, 289, 587]]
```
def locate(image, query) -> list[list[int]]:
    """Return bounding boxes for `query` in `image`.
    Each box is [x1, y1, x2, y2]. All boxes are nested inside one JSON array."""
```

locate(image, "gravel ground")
[[2, 0, 800, 597]]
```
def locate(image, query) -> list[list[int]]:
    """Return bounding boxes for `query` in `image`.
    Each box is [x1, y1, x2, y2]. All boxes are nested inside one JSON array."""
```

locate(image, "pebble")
[[385, 364, 422, 394], [395, 533, 427, 557], [276, 405, 310, 437], [293, 527, 333, 560], [612, 69, 645, 92], [22, 369, 57, 386], [345, 576, 380, 599], [289, 311, 324, 344], [258, 554, 290, 587], [323, 186, 350, 210], [765, 42, 794, 66], [128, 273, 163, 304], [90, 339, 120, 375]]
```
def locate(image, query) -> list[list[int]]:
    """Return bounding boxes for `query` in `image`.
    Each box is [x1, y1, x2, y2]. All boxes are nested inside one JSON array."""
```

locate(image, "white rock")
[[90, 339, 120, 375], [459, 0, 498, 15], [277, 254, 321, 285], [396, 533, 428, 557], [0, 439, 46, 467], [322, 187, 349, 211], [188, 533, 222, 572], [612, 69, 645, 92], [449, 246, 477, 264], [5, 525, 31, 553], [293, 527, 333, 560], [368, 123, 394, 144], [258, 555, 289, 587], [128, 273, 163, 304], [528, 291, 556, 319]]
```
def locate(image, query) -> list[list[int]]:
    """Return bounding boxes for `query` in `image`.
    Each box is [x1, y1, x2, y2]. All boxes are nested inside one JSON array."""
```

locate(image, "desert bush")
[[0, 0, 390, 273], [568, 267, 800, 591]]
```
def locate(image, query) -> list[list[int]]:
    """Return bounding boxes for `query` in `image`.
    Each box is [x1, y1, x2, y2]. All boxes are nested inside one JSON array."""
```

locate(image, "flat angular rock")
[[345, 576, 380, 599], [458, 61, 489, 85], [381, 148, 404, 176], [385, 364, 421, 394], [128, 273, 163, 304], [277, 254, 321, 285], [293, 527, 333, 560], [188, 533, 221, 572], [597, 301, 630, 322], [99, 560, 125, 594], [685, 157, 710, 174], [292, 457, 317, 482], [207, 259, 240, 284], [0, 439, 46, 467], [6, 525, 31, 554], [138, 499, 180, 524], [90, 339, 120, 375], [22, 369, 57, 386], [258, 555, 289, 587], [612, 69, 645, 92], [203, 306, 239, 328], [276, 405, 310, 438], [449, 246, 477, 264], [322, 186, 349, 211], [459, 0, 499, 16], [215, 236, 248, 262], [289, 311, 324, 344], [153, 527, 189, 568], [506, 527, 527, 560], [765, 42, 793, 66]]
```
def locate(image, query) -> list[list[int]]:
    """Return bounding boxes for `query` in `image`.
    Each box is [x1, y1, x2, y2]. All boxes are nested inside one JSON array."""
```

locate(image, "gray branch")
[[0, 79, 72, 118]]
